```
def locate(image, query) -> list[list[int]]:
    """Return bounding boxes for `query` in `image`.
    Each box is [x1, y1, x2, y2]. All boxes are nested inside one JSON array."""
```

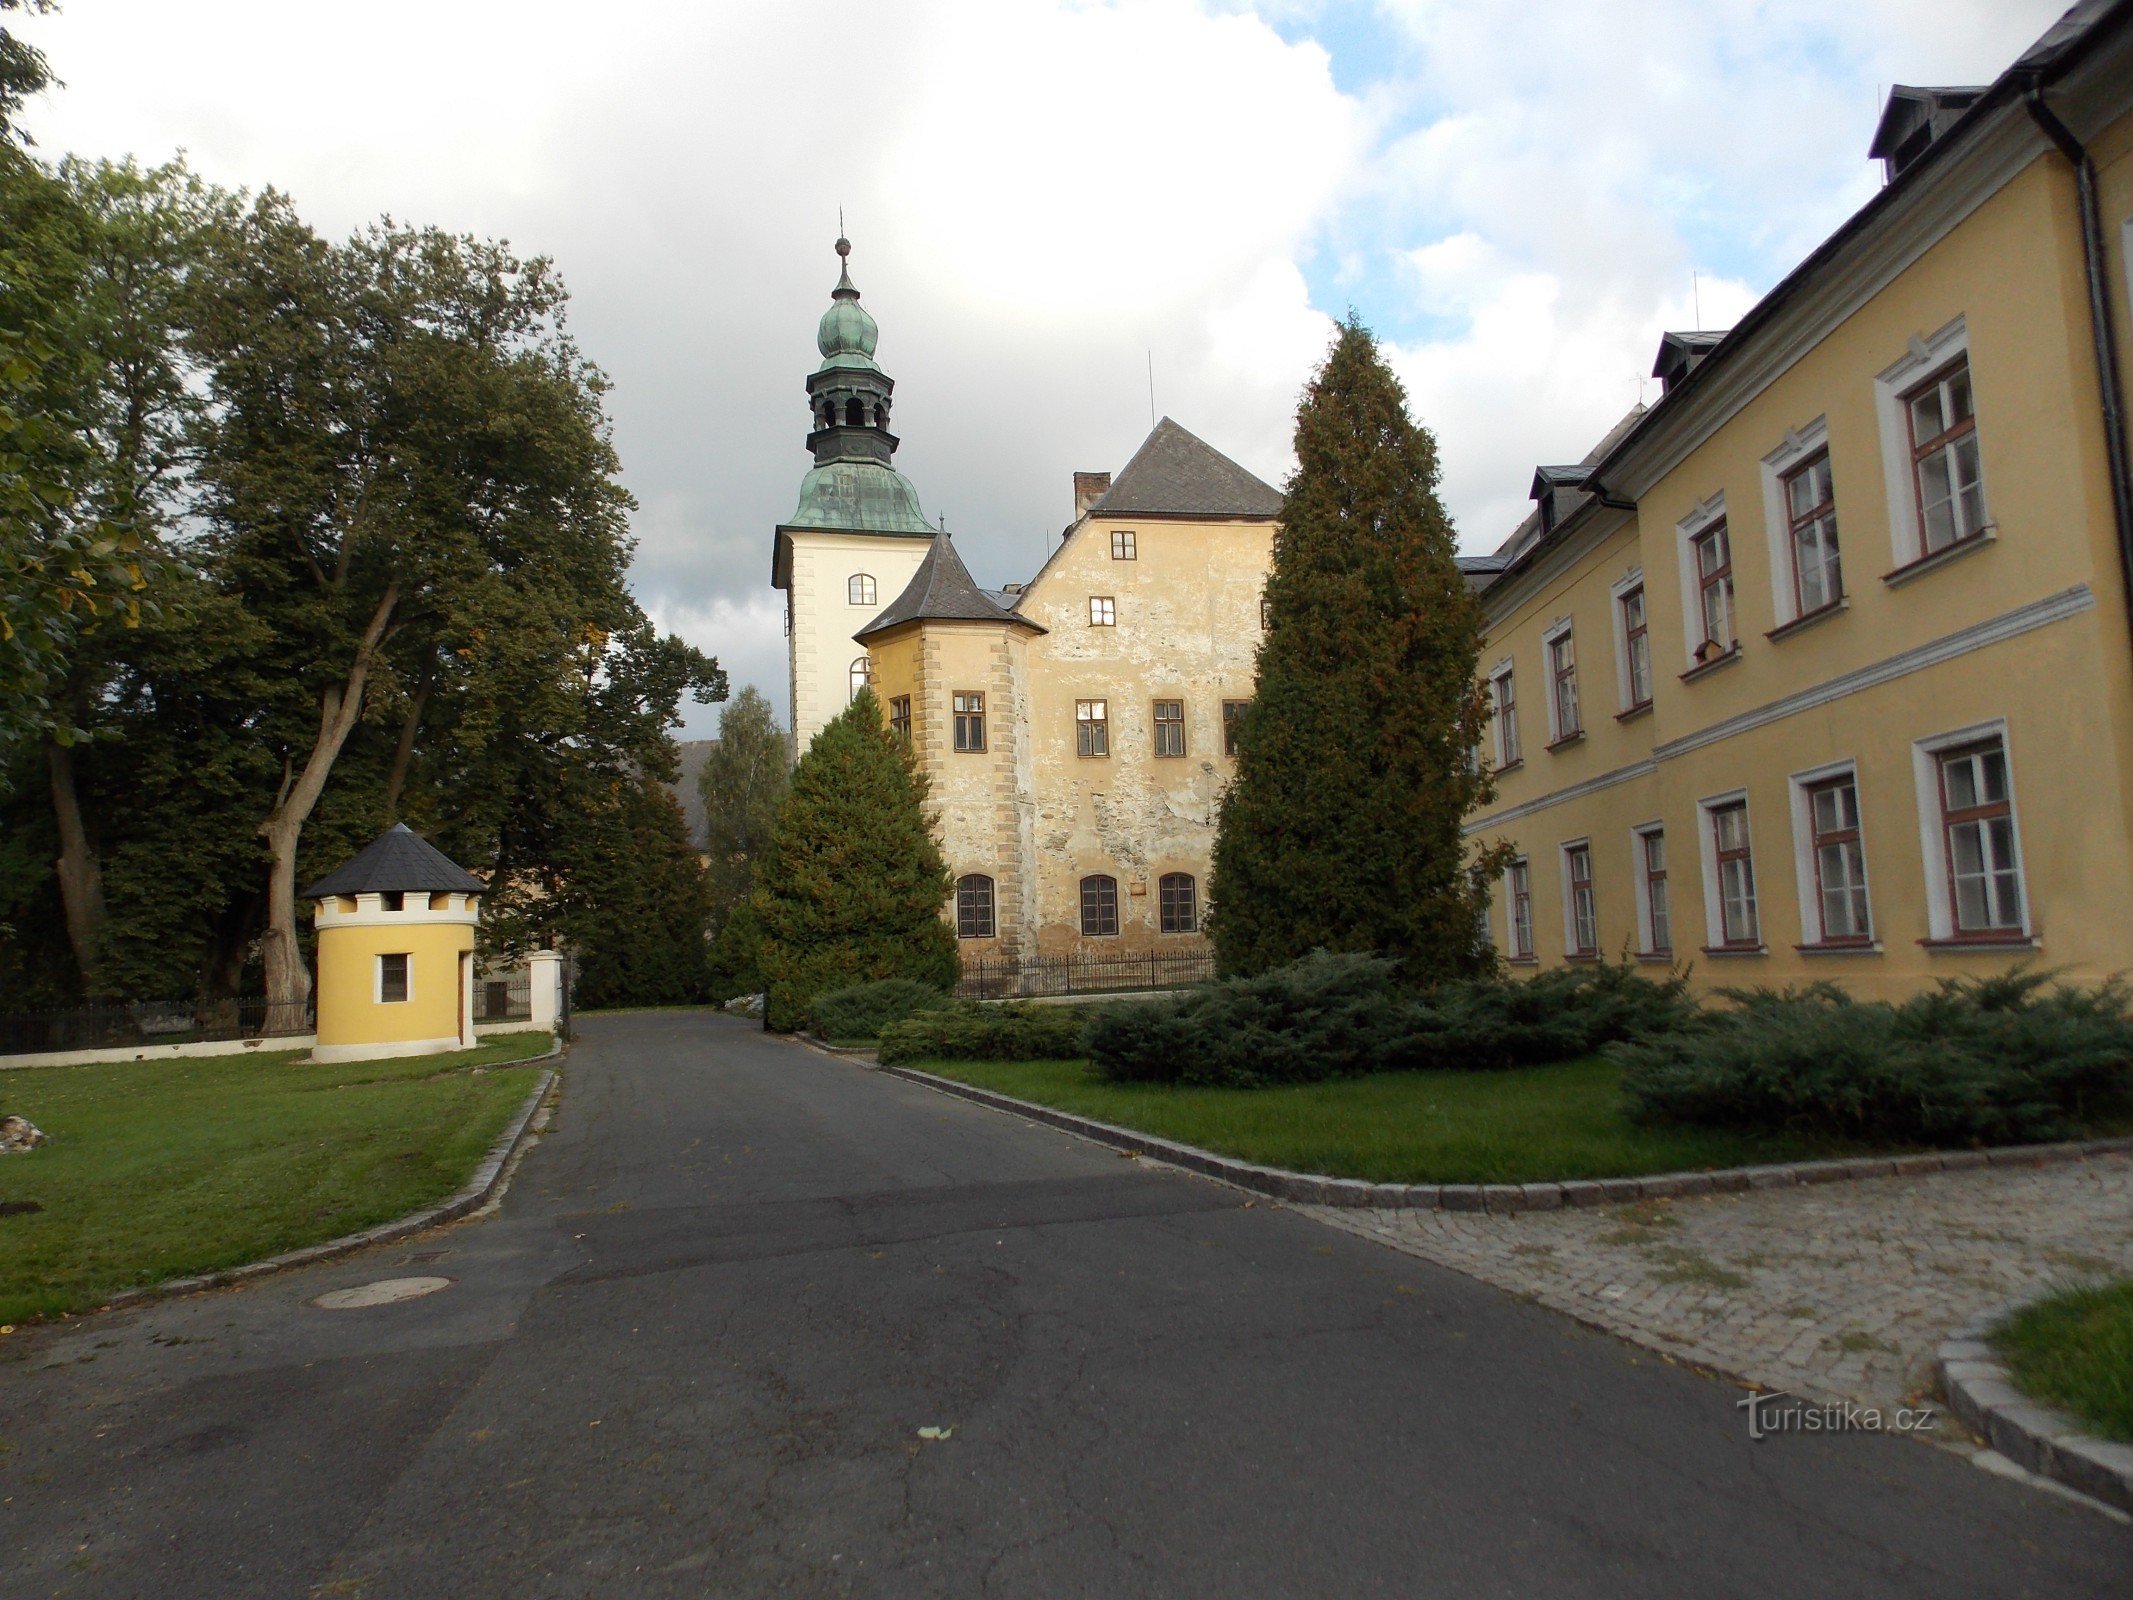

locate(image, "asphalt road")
[[2, 1011, 2128, 1598]]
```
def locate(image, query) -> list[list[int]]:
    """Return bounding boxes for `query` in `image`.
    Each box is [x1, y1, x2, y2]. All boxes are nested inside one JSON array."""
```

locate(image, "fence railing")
[[0, 996, 315, 1057], [954, 949, 1217, 1000], [473, 971, 532, 1024]]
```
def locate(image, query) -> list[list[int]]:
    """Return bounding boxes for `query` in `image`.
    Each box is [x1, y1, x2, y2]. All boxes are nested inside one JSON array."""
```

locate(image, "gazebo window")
[[378, 952, 411, 1003]]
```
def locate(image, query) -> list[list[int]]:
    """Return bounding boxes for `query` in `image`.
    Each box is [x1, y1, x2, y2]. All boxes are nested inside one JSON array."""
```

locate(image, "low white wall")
[[0, 1033, 319, 1071]]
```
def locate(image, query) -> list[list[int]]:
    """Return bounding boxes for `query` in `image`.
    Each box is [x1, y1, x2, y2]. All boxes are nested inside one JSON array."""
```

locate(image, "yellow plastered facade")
[[866, 511, 1274, 960], [312, 893, 479, 1062], [1469, 85, 2133, 1000]]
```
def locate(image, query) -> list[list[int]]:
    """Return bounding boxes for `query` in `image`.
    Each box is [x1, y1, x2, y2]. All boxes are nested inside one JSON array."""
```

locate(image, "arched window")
[[848, 656, 872, 702], [1158, 873, 1197, 934], [956, 875, 996, 940], [872, 404, 885, 427], [846, 397, 865, 427], [1079, 875, 1119, 937], [849, 573, 877, 606]]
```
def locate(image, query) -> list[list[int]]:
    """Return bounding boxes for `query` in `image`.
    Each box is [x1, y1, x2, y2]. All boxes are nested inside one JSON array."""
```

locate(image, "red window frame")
[[1782, 453, 1842, 617], [1692, 522, 1735, 658], [1640, 829, 1670, 955], [1493, 669, 1521, 766], [1548, 631, 1581, 742], [1566, 844, 1597, 956], [1507, 860, 1533, 959], [1806, 775, 1871, 945], [1620, 586, 1651, 709], [1935, 741, 2023, 936], [1710, 801, 1759, 949], [1906, 358, 1985, 555]]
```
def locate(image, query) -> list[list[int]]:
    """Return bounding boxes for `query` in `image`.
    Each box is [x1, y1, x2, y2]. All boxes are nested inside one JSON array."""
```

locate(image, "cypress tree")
[[1209, 316, 1504, 979], [752, 687, 957, 1030]]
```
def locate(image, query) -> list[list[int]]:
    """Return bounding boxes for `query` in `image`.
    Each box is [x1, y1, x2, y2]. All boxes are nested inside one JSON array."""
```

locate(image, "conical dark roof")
[[303, 823, 487, 899], [1092, 418, 1283, 519], [855, 532, 1046, 642]]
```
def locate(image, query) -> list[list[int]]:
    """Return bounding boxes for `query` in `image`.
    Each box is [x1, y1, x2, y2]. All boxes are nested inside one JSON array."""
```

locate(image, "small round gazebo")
[[304, 824, 486, 1063]]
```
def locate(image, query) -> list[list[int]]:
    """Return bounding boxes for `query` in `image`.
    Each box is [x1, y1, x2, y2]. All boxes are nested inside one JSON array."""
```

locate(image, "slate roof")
[[1090, 418, 1284, 520], [303, 823, 488, 899], [854, 532, 1046, 642]]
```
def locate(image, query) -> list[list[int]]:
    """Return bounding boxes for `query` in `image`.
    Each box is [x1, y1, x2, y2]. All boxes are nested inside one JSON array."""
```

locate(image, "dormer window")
[[1653, 331, 1726, 395], [1868, 85, 1986, 184]]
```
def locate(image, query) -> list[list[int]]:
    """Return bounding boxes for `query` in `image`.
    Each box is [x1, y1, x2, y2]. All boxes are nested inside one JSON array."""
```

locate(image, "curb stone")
[[97, 1049, 563, 1315], [1938, 1305, 2133, 1516], [853, 1056, 2133, 1215]]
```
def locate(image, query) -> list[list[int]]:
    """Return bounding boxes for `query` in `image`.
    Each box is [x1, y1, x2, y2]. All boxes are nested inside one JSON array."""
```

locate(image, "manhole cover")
[[311, 1276, 453, 1310]]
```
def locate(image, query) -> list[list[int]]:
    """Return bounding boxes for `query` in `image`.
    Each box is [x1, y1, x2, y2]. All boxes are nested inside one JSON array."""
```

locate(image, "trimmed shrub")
[[1616, 971, 2133, 1145], [808, 978, 955, 1042], [877, 1002, 1090, 1066], [1398, 961, 1696, 1072]]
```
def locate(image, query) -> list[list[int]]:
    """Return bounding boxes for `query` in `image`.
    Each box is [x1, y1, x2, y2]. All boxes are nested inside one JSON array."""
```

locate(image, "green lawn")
[[1994, 1280, 2133, 1443], [914, 1055, 1894, 1185], [0, 1032, 553, 1325]]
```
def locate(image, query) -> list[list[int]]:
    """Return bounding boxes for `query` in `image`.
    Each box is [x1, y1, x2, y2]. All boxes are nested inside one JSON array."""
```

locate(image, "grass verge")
[[0, 1031, 552, 1324], [911, 1055, 1902, 1185], [1993, 1280, 2133, 1444]]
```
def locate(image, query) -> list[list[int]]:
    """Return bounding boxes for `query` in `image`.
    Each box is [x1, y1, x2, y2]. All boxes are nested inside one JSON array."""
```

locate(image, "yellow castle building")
[[1463, 3, 2133, 998]]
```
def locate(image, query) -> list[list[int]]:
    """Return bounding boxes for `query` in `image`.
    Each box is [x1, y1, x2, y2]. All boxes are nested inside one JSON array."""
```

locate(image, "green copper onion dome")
[[816, 237, 879, 370]]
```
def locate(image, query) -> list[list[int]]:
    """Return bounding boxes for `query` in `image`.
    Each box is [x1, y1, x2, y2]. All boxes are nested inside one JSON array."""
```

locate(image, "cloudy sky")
[[17, 0, 2064, 734]]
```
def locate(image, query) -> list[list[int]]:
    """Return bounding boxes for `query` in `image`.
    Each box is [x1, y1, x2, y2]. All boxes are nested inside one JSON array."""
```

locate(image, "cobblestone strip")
[[99, 1057, 562, 1313], [1305, 1154, 2133, 1422], [1938, 1311, 2133, 1513]]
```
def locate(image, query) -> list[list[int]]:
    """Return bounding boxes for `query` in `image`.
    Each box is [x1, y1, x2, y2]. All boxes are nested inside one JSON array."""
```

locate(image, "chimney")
[[1073, 471, 1112, 519]]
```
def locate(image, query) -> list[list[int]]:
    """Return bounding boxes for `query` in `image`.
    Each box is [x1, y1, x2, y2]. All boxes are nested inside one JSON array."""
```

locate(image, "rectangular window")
[[1089, 596, 1116, 627], [1710, 801, 1760, 948], [1260, 595, 1272, 630], [1111, 529, 1136, 560], [1548, 631, 1581, 742], [953, 691, 985, 752], [1907, 358, 1986, 554], [955, 876, 995, 940], [1693, 522, 1735, 658], [1158, 873, 1197, 934], [379, 952, 411, 1004], [1565, 843, 1597, 956], [1222, 699, 1247, 758], [1492, 668, 1521, 766], [1937, 740, 2023, 934], [889, 695, 911, 742], [1152, 699, 1185, 758], [1506, 861, 1533, 959], [1076, 699, 1109, 758], [1784, 453, 1842, 615], [1808, 775, 1871, 943], [1080, 876, 1119, 937], [1640, 829, 1671, 955], [1620, 586, 1651, 708]]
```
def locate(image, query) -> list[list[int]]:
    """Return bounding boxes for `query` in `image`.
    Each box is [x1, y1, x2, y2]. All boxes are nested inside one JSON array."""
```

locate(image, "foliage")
[[698, 684, 788, 934], [751, 688, 956, 1031], [1209, 315, 1503, 980], [1087, 950, 1690, 1088], [563, 776, 712, 1010], [706, 895, 765, 1004], [0, 1030, 550, 1324], [1994, 1279, 2133, 1445], [877, 1001, 1089, 1066], [1616, 971, 2133, 1145], [807, 976, 955, 1042], [0, 0, 53, 147]]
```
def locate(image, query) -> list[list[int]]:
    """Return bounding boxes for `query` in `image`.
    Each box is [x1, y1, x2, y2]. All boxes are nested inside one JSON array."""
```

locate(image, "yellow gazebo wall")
[[313, 893, 478, 1062]]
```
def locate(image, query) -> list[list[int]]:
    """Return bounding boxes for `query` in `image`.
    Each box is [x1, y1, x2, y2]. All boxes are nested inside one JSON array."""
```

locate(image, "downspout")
[[2024, 84, 2133, 645]]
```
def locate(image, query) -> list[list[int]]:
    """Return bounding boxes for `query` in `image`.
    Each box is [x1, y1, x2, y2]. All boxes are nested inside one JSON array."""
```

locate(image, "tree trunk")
[[384, 647, 433, 819], [46, 741, 107, 993], [257, 583, 400, 1014]]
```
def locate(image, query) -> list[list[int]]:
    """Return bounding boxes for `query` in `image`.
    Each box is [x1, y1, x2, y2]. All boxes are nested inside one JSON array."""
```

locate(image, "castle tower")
[[772, 236, 936, 755]]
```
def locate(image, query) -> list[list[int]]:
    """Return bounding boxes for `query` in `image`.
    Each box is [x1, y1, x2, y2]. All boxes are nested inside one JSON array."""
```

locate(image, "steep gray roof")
[[1091, 417, 1284, 519], [304, 823, 487, 898], [855, 532, 1045, 642]]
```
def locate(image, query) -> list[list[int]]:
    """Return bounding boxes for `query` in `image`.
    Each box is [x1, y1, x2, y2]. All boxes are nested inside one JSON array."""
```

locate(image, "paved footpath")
[[1307, 1153, 2133, 1417], [1, 1013, 2128, 1598]]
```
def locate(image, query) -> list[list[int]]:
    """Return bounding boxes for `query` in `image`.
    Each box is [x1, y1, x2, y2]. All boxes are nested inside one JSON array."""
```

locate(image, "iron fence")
[[0, 996, 314, 1057], [954, 949, 1216, 1000], [473, 971, 532, 1024]]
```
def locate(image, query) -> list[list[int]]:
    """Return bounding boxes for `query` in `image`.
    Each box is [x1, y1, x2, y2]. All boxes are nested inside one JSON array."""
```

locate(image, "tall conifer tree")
[[1209, 316, 1502, 978], [751, 688, 956, 1030]]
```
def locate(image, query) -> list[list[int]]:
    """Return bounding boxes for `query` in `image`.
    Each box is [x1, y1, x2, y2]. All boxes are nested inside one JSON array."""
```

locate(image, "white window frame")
[[1786, 758, 1876, 950], [1874, 315, 1989, 569], [1489, 659, 1521, 767], [1673, 492, 1730, 671], [1628, 821, 1669, 957], [1503, 857, 1534, 959], [1559, 838, 1597, 957], [1540, 618, 1580, 744], [376, 951, 414, 1004], [1759, 417, 1837, 628], [1909, 717, 2032, 944], [1609, 568, 1649, 713], [1695, 788, 1763, 953]]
